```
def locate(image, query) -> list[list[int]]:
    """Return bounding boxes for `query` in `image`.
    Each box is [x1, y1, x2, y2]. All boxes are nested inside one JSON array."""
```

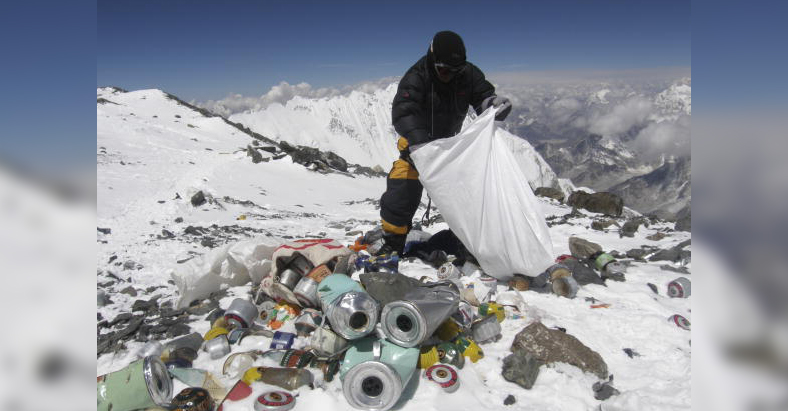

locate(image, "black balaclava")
[[430, 31, 466, 67]]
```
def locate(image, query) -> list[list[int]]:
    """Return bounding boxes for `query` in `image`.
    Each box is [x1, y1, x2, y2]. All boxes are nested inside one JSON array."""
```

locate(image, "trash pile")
[[97, 230, 691, 411]]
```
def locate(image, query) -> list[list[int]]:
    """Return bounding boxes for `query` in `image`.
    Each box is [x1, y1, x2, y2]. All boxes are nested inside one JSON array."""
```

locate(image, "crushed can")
[[241, 367, 314, 390], [593, 253, 616, 271], [551, 276, 579, 299], [203, 335, 231, 360], [453, 336, 484, 363], [436, 342, 465, 369], [171, 387, 214, 411], [669, 314, 691, 330], [310, 325, 349, 356], [254, 391, 296, 411], [97, 356, 172, 411], [424, 364, 460, 393], [668, 277, 691, 298], [224, 298, 259, 329], [478, 302, 505, 323], [471, 314, 502, 344], [546, 264, 572, 281], [227, 328, 251, 344], [270, 331, 296, 350], [437, 263, 461, 280], [340, 337, 420, 411], [379, 282, 460, 347], [293, 264, 333, 308], [294, 308, 322, 336], [318, 274, 379, 340]]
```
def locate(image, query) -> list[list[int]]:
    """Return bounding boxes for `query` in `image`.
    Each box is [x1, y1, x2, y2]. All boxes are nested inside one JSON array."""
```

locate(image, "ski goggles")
[[434, 62, 466, 76]]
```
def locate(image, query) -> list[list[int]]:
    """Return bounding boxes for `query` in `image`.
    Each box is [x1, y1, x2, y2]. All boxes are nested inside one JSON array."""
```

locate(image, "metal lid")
[[254, 391, 296, 411], [342, 361, 403, 411], [326, 291, 380, 340], [379, 301, 427, 348], [142, 355, 173, 407]]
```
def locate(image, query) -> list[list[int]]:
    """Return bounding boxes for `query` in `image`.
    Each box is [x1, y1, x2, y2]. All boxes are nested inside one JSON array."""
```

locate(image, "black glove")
[[481, 96, 512, 121]]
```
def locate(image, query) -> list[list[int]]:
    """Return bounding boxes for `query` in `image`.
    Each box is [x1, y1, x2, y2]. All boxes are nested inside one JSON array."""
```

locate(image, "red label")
[[276, 239, 344, 252]]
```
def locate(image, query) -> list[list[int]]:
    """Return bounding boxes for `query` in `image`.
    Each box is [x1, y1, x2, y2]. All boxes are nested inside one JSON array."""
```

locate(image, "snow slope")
[[97, 87, 691, 411]]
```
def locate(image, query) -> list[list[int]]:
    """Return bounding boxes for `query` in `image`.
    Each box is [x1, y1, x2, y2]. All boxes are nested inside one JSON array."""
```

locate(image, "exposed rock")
[[620, 219, 642, 238], [568, 237, 603, 260], [175, 217, 184, 223], [247, 145, 263, 163], [593, 380, 620, 400], [501, 352, 543, 390], [510, 321, 608, 379], [675, 206, 691, 232], [534, 187, 565, 203], [191, 190, 206, 207], [646, 232, 667, 241], [649, 248, 682, 262], [123, 260, 142, 270], [131, 296, 160, 313], [166, 323, 192, 338], [561, 258, 604, 286], [626, 248, 648, 260], [623, 348, 640, 358], [660, 264, 690, 274], [503, 395, 516, 406], [647, 283, 659, 294], [97, 227, 112, 235], [567, 191, 623, 216], [591, 219, 619, 231], [120, 286, 138, 297]]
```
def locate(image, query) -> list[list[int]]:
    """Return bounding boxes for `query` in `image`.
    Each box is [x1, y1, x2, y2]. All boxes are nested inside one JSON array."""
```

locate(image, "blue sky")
[[98, 0, 691, 102]]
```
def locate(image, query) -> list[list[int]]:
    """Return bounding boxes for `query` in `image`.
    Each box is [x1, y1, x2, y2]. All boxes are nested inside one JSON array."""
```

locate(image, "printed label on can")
[[306, 265, 332, 283]]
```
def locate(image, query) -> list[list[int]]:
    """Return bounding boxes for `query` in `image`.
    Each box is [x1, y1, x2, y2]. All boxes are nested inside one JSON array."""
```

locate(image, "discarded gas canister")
[[340, 337, 420, 411], [254, 391, 296, 411], [453, 336, 484, 363], [593, 253, 616, 271], [279, 349, 315, 368], [310, 325, 349, 356], [478, 302, 505, 323], [171, 387, 214, 411], [294, 308, 322, 336], [242, 367, 314, 390], [227, 328, 251, 344], [135, 341, 163, 360], [546, 264, 572, 281], [257, 300, 277, 322], [204, 326, 229, 341], [669, 314, 691, 330], [437, 263, 461, 280], [203, 335, 231, 360], [424, 364, 460, 393], [97, 356, 172, 411], [668, 277, 691, 298], [471, 314, 502, 344], [318, 274, 380, 340], [270, 331, 296, 350], [379, 283, 460, 348], [435, 318, 461, 341], [436, 342, 465, 369], [551, 276, 579, 299], [224, 298, 259, 329], [479, 274, 498, 288], [417, 346, 440, 369], [293, 264, 333, 308]]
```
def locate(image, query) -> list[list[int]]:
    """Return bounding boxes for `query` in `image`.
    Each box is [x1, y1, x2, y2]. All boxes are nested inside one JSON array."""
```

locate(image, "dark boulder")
[[567, 191, 624, 216], [534, 187, 565, 203], [510, 321, 608, 379]]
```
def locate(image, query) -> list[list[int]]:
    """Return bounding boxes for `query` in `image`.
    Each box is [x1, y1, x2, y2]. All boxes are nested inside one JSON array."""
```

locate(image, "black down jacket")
[[392, 51, 496, 146]]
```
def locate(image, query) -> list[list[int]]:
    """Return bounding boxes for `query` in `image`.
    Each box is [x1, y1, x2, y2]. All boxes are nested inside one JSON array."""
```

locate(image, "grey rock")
[[674, 204, 691, 232], [123, 260, 142, 270], [567, 191, 624, 216], [131, 296, 160, 313], [166, 323, 192, 338], [620, 219, 642, 238], [200, 236, 218, 248], [247, 145, 263, 163], [626, 248, 648, 260], [115, 316, 144, 341], [646, 232, 667, 241], [593, 380, 620, 400], [568, 237, 603, 260], [561, 258, 604, 286], [160, 229, 175, 239], [647, 283, 658, 294], [503, 395, 516, 406], [649, 248, 682, 262], [502, 352, 544, 389], [510, 321, 608, 379], [191, 190, 206, 207], [108, 312, 132, 327], [97, 227, 112, 235], [187, 299, 220, 316], [591, 219, 619, 231], [534, 187, 565, 203], [175, 217, 184, 223], [623, 348, 640, 358], [660, 264, 690, 274], [120, 286, 138, 297]]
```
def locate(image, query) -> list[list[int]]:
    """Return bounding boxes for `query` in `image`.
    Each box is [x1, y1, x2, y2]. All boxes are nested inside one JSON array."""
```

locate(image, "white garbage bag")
[[410, 108, 554, 280]]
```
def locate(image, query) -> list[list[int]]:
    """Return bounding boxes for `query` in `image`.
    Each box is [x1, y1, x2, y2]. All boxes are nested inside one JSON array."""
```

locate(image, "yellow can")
[[453, 337, 484, 363], [418, 346, 440, 369], [203, 326, 229, 341], [478, 302, 505, 323], [435, 318, 461, 341]]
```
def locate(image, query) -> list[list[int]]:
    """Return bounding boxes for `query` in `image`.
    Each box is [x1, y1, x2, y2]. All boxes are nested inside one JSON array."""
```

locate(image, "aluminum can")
[[424, 364, 460, 393], [669, 314, 691, 330], [254, 391, 296, 411], [551, 276, 579, 299], [379, 283, 459, 347], [224, 298, 259, 329], [478, 302, 505, 323], [294, 265, 331, 308], [668, 277, 691, 298], [471, 314, 502, 344], [203, 335, 231, 360], [294, 308, 322, 336], [277, 268, 302, 291], [97, 356, 172, 411], [270, 331, 296, 350], [310, 325, 349, 356], [318, 274, 379, 340], [436, 342, 465, 369]]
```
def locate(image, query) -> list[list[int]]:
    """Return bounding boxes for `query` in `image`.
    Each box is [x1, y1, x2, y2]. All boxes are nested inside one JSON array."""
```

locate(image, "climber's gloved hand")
[[481, 96, 512, 121]]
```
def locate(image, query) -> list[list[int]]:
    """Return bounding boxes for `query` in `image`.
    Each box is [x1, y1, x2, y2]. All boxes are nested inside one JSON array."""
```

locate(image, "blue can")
[[270, 331, 296, 350]]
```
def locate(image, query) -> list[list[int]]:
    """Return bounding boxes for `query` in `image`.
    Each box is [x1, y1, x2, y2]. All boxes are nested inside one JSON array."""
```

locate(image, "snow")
[[97, 87, 692, 411]]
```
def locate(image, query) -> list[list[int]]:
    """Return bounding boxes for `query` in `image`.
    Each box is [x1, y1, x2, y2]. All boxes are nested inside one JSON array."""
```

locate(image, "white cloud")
[[588, 96, 653, 136], [630, 114, 691, 162]]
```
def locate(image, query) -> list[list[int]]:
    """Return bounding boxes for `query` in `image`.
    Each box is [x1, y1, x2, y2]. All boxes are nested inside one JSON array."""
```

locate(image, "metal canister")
[[277, 268, 303, 291], [204, 326, 229, 341], [227, 328, 251, 344], [340, 337, 420, 411], [270, 331, 296, 350], [310, 325, 349, 356], [417, 346, 440, 369], [424, 364, 460, 393], [436, 342, 465, 369], [668, 277, 691, 298], [669, 314, 691, 330], [97, 356, 172, 411], [294, 308, 322, 336], [471, 314, 502, 344], [379, 283, 459, 348], [546, 264, 572, 280], [171, 387, 214, 411], [254, 391, 296, 411], [289, 253, 314, 276], [224, 298, 259, 329], [257, 300, 277, 323], [203, 335, 231, 360], [242, 367, 314, 390], [594, 253, 616, 271], [136, 341, 164, 360], [452, 337, 484, 363], [435, 319, 461, 341], [437, 263, 461, 280], [479, 274, 498, 288], [318, 274, 379, 340], [279, 349, 315, 368], [478, 302, 505, 323], [551, 276, 579, 299], [293, 264, 332, 307]]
